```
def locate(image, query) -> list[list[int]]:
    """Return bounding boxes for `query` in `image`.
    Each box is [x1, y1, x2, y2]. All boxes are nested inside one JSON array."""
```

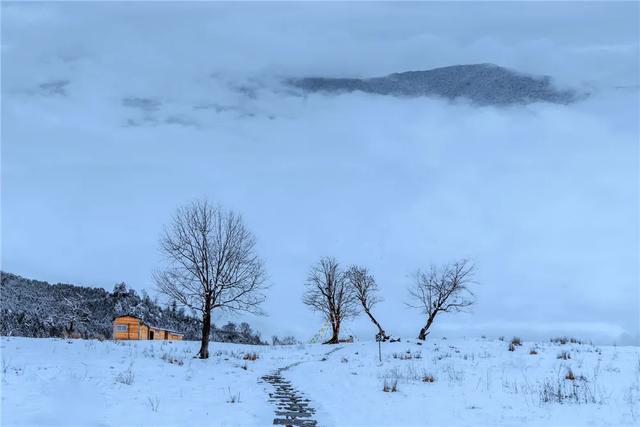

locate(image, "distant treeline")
[[0, 272, 266, 344]]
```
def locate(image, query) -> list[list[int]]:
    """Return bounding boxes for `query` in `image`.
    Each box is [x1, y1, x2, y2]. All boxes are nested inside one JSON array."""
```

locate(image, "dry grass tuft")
[[422, 374, 436, 383], [383, 379, 398, 392], [242, 352, 258, 361], [565, 368, 575, 381], [557, 351, 571, 360]]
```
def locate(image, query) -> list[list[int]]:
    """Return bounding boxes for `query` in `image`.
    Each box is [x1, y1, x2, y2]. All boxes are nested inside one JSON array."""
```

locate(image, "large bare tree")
[[407, 259, 475, 340], [345, 265, 389, 341], [303, 257, 358, 344], [155, 200, 266, 359]]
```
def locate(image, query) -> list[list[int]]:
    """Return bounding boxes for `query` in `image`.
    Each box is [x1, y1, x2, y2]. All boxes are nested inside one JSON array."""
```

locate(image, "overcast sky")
[[2, 2, 638, 344]]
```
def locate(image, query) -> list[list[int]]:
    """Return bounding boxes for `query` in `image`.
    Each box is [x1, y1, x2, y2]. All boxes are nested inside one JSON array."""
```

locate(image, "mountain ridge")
[[287, 63, 580, 105]]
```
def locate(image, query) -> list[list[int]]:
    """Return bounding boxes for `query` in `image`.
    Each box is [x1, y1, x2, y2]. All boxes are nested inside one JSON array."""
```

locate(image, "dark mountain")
[[288, 63, 580, 105], [0, 272, 265, 344]]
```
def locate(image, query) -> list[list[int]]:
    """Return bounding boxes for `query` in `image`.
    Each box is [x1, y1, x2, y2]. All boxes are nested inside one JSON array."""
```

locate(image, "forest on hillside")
[[0, 272, 266, 344]]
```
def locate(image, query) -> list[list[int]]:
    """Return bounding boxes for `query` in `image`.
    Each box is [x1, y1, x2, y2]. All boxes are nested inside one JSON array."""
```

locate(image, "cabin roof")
[[113, 314, 184, 336]]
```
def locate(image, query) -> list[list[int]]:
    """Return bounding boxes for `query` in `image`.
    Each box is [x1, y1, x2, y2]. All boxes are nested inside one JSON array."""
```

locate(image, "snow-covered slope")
[[1, 337, 638, 426]]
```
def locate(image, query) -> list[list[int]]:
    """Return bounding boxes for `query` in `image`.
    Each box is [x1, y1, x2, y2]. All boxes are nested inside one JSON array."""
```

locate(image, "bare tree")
[[407, 259, 475, 340], [155, 200, 266, 359], [345, 265, 389, 341], [303, 257, 358, 344]]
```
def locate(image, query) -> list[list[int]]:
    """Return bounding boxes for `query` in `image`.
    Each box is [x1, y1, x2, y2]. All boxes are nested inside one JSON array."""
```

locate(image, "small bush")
[[511, 337, 522, 347], [240, 362, 248, 370], [529, 347, 538, 355], [557, 351, 571, 360], [508, 343, 516, 352], [383, 379, 398, 392], [341, 357, 349, 363], [498, 336, 505, 342], [242, 352, 258, 361]]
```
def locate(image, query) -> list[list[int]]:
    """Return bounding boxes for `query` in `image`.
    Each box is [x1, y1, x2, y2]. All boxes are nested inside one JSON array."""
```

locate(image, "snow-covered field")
[[1, 337, 639, 426]]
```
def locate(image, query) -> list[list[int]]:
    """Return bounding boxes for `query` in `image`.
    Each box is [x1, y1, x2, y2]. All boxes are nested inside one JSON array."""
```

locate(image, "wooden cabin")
[[113, 315, 184, 341]]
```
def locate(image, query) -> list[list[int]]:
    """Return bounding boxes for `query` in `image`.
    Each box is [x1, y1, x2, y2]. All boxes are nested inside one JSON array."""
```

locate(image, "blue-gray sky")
[[2, 2, 638, 344]]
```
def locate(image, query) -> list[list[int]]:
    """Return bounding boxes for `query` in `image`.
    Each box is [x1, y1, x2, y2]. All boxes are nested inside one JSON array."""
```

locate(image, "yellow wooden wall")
[[113, 316, 184, 341], [113, 316, 143, 340]]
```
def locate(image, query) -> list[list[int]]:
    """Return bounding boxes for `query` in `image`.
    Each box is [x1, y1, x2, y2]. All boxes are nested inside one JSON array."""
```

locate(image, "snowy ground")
[[1, 337, 639, 426]]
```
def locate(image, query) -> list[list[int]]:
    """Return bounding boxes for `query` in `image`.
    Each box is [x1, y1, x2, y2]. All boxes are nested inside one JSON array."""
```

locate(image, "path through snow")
[[261, 347, 343, 426]]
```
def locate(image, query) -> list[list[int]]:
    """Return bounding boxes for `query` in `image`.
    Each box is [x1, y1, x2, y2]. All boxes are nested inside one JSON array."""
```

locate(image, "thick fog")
[[2, 2, 638, 344]]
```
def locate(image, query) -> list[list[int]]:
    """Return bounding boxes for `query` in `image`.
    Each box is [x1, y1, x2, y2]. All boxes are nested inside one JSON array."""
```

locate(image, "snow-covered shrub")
[[529, 347, 538, 355], [115, 366, 135, 385], [511, 337, 522, 347], [508, 343, 516, 352]]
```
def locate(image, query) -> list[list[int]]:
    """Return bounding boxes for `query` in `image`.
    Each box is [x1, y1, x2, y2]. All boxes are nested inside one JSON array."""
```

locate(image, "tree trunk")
[[364, 308, 388, 341], [324, 320, 340, 344], [417, 313, 437, 341], [198, 298, 212, 359]]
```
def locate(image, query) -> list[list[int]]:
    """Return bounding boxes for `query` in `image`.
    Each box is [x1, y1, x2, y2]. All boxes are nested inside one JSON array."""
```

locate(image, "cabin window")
[[116, 325, 128, 332]]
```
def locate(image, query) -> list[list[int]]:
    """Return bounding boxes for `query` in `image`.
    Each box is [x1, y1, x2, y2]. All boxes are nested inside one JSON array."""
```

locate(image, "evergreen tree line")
[[0, 272, 266, 344]]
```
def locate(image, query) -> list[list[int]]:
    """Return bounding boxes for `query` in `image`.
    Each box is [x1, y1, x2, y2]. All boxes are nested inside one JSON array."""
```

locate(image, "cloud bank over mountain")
[[2, 2, 638, 344]]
